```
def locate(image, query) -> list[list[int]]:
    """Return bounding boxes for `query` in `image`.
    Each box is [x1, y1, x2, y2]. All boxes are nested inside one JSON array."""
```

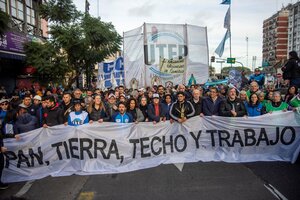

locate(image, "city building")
[[262, 5, 291, 72], [0, 0, 47, 93], [288, 1, 300, 56]]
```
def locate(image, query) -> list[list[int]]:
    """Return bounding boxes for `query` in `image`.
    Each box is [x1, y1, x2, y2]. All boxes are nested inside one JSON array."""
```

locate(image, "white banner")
[[2, 112, 300, 183], [124, 23, 209, 88]]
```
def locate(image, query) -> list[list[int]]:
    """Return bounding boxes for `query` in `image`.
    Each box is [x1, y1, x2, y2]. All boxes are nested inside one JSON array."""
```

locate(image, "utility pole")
[[246, 36, 248, 67], [97, 0, 100, 17]]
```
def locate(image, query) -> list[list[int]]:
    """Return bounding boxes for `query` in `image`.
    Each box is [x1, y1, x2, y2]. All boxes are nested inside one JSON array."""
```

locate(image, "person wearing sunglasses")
[[0, 99, 10, 125]]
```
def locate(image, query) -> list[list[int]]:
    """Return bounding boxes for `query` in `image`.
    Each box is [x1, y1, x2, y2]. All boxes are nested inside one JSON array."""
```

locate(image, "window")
[[10, 0, 24, 20], [0, 0, 6, 12], [25, 0, 32, 7], [26, 0, 35, 25]]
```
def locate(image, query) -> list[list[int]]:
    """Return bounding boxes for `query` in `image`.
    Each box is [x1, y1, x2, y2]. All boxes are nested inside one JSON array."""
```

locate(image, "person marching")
[[169, 91, 195, 123]]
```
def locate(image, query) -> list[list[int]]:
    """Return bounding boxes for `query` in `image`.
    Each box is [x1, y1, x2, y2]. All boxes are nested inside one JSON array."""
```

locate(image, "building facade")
[[262, 6, 290, 69], [0, 0, 47, 93], [288, 2, 300, 57]]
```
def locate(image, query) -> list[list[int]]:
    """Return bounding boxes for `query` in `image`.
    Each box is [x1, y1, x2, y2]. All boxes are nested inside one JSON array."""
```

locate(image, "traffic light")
[[211, 56, 215, 62]]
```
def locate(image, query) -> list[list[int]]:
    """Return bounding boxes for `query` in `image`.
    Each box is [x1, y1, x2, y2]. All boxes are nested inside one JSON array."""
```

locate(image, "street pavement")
[[0, 161, 299, 200]]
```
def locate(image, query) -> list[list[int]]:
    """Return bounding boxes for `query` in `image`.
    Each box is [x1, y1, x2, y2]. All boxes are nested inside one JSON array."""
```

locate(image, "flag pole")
[[229, 4, 232, 68]]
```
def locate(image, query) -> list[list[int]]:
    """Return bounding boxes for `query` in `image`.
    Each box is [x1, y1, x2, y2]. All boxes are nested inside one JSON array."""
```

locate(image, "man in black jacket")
[[169, 91, 195, 123], [43, 96, 63, 127], [190, 89, 202, 116], [219, 88, 247, 117], [60, 92, 73, 125]]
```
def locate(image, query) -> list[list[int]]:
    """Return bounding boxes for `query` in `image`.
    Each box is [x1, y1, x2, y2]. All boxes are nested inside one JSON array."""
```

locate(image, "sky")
[[73, 0, 296, 73]]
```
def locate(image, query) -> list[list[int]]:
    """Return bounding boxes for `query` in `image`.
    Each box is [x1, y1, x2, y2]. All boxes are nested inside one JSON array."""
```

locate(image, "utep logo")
[[72, 118, 83, 125], [144, 29, 188, 65], [101, 57, 124, 87]]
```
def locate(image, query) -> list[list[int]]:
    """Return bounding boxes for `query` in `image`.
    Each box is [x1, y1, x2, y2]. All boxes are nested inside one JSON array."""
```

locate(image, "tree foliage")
[[25, 0, 122, 88]]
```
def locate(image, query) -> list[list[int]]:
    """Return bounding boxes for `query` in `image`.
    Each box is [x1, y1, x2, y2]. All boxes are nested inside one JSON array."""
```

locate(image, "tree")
[[0, 9, 10, 38], [24, 0, 122, 88]]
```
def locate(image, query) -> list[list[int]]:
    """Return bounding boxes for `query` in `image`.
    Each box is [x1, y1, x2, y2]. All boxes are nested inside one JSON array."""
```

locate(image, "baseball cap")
[[108, 93, 116, 99], [153, 93, 159, 99], [18, 103, 28, 109], [0, 99, 10, 104], [73, 98, 83, 105], [33, 95, 42, 101]]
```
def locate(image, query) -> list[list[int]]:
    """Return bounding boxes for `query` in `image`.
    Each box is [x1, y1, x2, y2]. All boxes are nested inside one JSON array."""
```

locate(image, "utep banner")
[[124, 23, 209, 87], [2, 112, 300, 183]]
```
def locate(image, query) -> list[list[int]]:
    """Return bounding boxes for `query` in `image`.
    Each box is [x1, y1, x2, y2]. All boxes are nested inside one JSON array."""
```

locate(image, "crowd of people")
[[1, 51, 300, 189]]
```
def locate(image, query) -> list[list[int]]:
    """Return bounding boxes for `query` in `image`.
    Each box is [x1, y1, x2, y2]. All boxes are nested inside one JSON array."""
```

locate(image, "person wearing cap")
[[147, 93, 167, 124], [15, 103, 38, 133], [118, 94, 127, 104], [0, 99, 10, 125], [60, 92, 74, 125], [43, 95, 63, 127], [32, 95, 43, 127], [87, 94, 109, 123], [68, 99, 89, 126], [111, 102, 133, 123], [169, 91, 195, 123], [248, 68, 265, 88], [105, 93, 118, 121]]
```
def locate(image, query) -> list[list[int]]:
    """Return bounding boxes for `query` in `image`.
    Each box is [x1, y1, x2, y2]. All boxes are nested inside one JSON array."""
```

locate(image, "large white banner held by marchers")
[[2, 112, 300, 183]]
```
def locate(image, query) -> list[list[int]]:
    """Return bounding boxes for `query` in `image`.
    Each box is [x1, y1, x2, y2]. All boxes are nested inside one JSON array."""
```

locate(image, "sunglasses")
[[1, 102, 8, 106]]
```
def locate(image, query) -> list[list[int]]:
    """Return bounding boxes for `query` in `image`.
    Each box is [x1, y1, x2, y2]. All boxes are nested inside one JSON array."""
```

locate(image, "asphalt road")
[[0, 161, 299, 200]]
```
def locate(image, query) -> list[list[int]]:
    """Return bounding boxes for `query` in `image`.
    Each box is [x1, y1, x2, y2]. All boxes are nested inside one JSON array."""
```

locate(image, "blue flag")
[[215, 29, 230, 57], [224, 7, 230, 29], [221, 0, 231, 5]]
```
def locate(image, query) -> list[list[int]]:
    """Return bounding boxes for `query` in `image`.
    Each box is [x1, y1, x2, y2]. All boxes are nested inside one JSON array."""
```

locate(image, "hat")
[[108, 93, 116, 99], [33, 95, 42, 101], [0, 99, 10, 104], [138, 88, 145, 92], [73, 98, 83, 105], [120, 94, 126, 98], [18, 103, 28, 109], [153, 93, 159, 99]]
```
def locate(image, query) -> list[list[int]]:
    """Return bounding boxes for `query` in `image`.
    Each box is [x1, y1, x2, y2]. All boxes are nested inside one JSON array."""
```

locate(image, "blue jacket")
[[244, 102, 265, 117], [15, 113, 38, 133], [249, 74, 265, 87], [111, 112, 133, 123]]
